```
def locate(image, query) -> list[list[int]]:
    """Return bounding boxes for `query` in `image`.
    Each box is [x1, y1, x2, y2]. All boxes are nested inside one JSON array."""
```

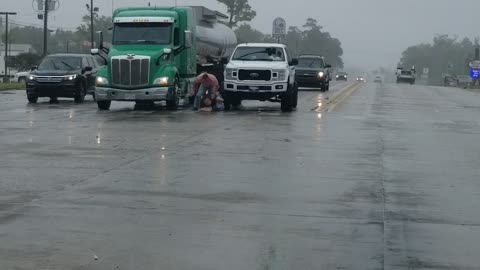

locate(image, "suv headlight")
[[318, 72, 325, 78], [96, 76, 109, 86], [153, 77, 169, 86], [225, 68, 237, 80], [28, 75, 36, 81], [272, 69, 287, 81], [63, 74, 77, 81]]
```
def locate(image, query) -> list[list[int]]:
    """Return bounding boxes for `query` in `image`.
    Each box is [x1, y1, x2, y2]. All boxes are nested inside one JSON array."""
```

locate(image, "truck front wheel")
[[166, 80, 179, 110], [97, 100, 111, 110], [281, 86, 294, 112]]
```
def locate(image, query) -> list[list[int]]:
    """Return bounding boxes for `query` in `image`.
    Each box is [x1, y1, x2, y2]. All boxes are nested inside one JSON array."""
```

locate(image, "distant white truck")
[[223, 43, 299, 112], [396, 67, 416, 84]]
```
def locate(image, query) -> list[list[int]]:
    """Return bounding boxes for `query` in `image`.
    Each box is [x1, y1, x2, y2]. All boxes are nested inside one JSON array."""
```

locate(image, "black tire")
[[292, 82, 298, 108], [281, 85, 294, 112], [325, 82, 330, 91], [224, 92, 241, 111], [92, 93, 96, 101], [27, 94, 38, 103], [97, 100, 111, 110], [74, 83, 86, 103], [166, 80, 179, 110]]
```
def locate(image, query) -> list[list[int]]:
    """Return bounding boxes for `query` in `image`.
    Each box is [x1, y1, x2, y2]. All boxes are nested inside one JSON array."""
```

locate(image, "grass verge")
[[0, 83, 25, 91]]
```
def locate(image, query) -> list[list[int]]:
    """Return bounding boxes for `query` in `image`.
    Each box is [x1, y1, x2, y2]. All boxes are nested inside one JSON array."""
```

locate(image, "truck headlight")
[[154, 77, 169, 86], [272, 69, 287, 81], [28, 75, 36, 81], [225, 68, 236, 80], [318, 72, 325, 78], [96, 76, 109, 86]]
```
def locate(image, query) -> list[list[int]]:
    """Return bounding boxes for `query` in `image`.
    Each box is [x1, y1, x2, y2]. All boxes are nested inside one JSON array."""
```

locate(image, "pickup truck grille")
[[111, 56, 150, 88], [238, 69, 271, 81]]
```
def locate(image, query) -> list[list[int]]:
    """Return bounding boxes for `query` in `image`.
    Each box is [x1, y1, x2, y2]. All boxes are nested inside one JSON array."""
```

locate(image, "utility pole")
[[43, 0, 49, 56], [0, 12, 17, 83], [90, 0, 94, 49]]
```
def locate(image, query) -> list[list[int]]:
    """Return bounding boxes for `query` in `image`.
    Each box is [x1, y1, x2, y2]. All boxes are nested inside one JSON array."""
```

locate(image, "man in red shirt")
[[189, 72, 223, 111]]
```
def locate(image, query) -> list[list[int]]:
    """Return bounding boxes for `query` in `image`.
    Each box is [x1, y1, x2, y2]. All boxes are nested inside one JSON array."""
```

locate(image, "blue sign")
[[470, 68, 480, 79]]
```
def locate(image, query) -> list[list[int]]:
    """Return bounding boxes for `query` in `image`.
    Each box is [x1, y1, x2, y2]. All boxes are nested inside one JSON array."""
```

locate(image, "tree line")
[[400, 35, 477, 85], [3, 0, 344, 70]]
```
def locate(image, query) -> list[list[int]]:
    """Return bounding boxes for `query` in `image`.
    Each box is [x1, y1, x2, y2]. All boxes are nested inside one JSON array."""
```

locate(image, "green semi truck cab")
[[92, 6, 237, 110]]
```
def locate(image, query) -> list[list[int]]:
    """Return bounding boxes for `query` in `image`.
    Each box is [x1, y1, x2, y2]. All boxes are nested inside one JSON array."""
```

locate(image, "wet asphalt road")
[[1, 81, 480, 269]]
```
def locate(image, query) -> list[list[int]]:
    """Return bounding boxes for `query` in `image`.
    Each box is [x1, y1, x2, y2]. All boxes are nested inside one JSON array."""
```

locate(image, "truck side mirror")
[[184, 30, 193, 49], [290, 58, 299, 66], [221, 57, 229, 65], [326, 64, 332, 68], [96, 31, 104, 49]]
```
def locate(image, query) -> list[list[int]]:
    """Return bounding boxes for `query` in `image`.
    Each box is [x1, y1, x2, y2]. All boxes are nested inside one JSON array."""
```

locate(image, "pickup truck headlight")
[[153, 77, 169, 86], [318, 72, 325, 78], [272, 69, 287, 81], [28, 75, 36, 81], [96, 76, 109, 86], [225, 68, 236, 80]]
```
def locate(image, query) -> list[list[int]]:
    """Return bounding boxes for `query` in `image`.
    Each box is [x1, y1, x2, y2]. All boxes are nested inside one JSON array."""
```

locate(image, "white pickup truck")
[[223, 43, 299, 112]]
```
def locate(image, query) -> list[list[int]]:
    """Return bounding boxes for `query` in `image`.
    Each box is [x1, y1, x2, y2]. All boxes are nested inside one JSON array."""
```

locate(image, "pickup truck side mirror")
[[184, 30, 193, 49], [290, 59, 299, 66], [221, 57, 229, 65]]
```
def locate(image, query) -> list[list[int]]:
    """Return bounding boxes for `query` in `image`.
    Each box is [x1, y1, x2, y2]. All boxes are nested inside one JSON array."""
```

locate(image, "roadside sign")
[[272, 17, 286, 39], [469, 60, 480, 69], [470, 69, 480, 79], [423, 67, 429, 75]]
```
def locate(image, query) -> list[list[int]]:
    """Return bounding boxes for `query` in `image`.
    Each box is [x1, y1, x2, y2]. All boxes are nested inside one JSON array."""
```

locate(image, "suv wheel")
[[74, 83, 86, 103], [97, 100, 111, 110], [281, 85, 294, 112], [27, 94, 38, 103]]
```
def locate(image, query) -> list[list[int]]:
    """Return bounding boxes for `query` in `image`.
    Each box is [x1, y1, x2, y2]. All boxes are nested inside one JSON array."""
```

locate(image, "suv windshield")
[[401, 71, 412, 75], [37, 56, 82, 71], [232, 47, 285, 61], [113, 23, 172, 45], [298, 58, 324, 68]]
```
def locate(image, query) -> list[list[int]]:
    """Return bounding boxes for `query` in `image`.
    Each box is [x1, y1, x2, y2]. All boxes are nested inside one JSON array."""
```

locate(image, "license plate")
[[124, 94, 136, 100]]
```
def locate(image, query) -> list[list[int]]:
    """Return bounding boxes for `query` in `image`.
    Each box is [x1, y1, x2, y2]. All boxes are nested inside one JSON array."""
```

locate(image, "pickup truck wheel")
[[74, 83, 86, 103], [97, 100, 111, 110], [325, 82, 330, 91], [27, 94, 38, 103], [281, 86, 294, 112], [292, 82, 298, 108]]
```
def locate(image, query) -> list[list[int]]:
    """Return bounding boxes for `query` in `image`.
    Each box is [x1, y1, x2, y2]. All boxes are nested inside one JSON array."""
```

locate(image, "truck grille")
[[238, 69, 271, 81], [111, 56, 150, 88]]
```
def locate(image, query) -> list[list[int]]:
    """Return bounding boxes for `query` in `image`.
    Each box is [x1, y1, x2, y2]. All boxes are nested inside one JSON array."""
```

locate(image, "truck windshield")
[[113, 23, 172, 45], [297, 58, 324, 68], [232, 47, 285, 61]]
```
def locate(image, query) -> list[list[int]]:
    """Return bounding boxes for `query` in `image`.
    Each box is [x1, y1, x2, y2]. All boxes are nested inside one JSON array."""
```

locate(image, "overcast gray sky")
[[4, 0, 480, 69]]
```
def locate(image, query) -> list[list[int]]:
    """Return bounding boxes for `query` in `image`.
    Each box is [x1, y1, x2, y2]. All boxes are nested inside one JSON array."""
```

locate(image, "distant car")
[[356, 77, 365, 82], [295, 55, 332, 91], [374, 76, 382, 83], [396, 70, 415, 84], [336, 72, 348, 81], [26, 54, 99, 103]]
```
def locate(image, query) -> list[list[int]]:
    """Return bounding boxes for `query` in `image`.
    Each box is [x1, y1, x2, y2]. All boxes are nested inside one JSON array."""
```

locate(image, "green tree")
[[235, 24, 265, 43], [77, 13, 113, 52], [217, 0, 256, 28]]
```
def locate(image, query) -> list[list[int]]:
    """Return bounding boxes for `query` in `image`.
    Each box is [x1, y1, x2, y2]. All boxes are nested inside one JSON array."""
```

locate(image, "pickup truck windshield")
[[297, 58, 324, 68], [232, 47, 285, 61], [113, 22, 172, 45]]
